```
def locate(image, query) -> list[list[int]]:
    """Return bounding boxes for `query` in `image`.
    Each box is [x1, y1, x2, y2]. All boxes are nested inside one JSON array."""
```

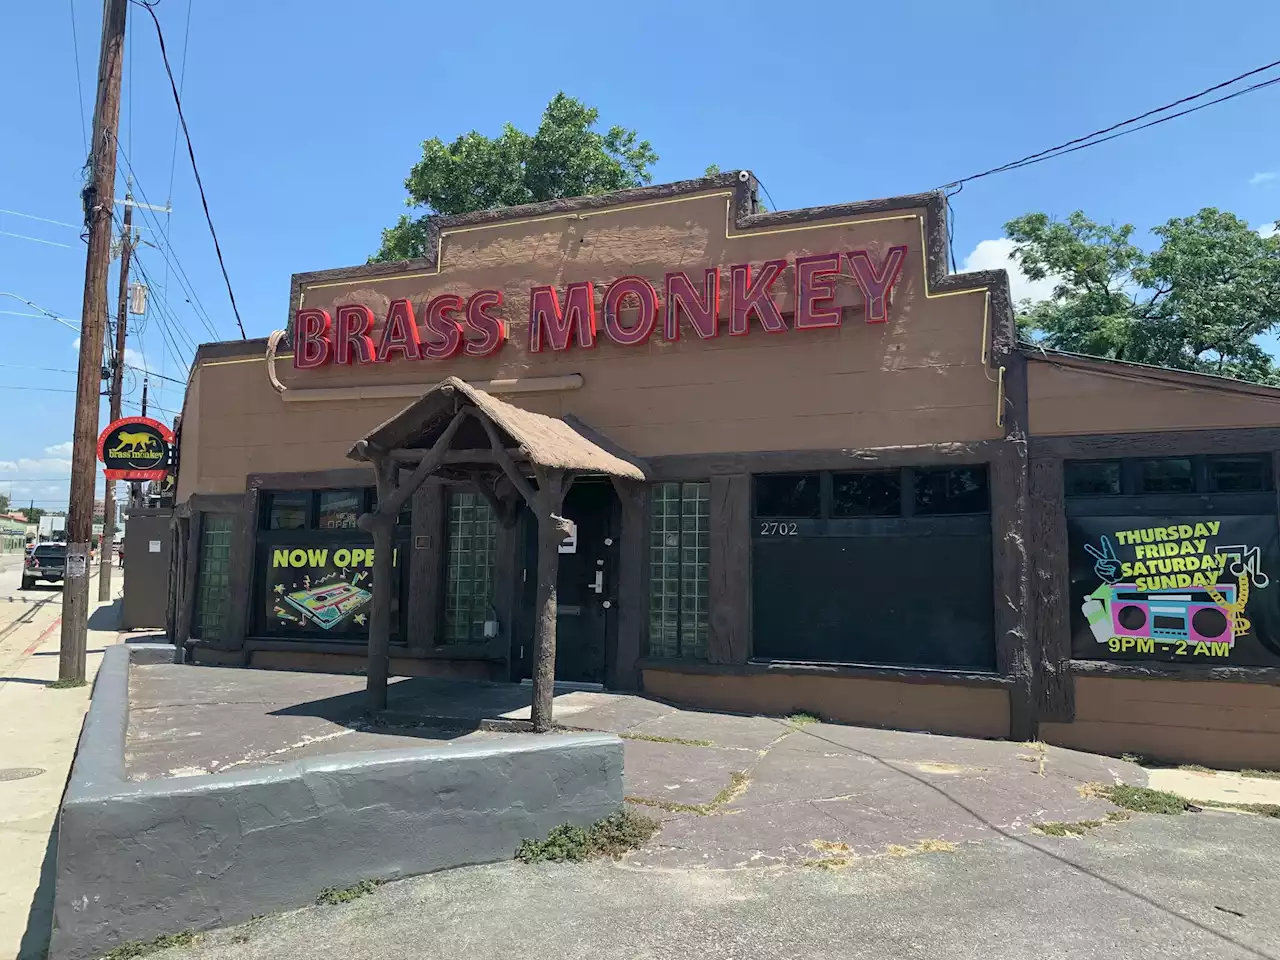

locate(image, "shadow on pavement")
[[87, 600, 120, 631], [16, 824, 56, 960]]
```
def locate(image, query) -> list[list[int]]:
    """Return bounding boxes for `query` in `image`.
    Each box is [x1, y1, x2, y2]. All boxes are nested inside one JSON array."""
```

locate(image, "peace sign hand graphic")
[[1083, 536, 1122, 584]]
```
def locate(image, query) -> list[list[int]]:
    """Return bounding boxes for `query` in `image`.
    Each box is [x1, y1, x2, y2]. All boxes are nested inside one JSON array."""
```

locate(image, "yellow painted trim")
[[202, 353, 291, 367], [298, 190, 992, 308]]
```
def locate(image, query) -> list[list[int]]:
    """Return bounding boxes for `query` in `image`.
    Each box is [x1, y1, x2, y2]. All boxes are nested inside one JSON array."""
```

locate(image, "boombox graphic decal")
[[1069, 517, 1280, 665]]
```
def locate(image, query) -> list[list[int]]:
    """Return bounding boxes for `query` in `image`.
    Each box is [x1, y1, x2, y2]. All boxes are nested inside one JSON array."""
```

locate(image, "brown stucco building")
[[171, 171, 1280, 767]]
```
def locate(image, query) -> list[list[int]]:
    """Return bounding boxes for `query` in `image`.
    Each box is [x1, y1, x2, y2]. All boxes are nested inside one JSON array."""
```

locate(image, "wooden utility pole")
[[99, 192, 133, 601], [61, 0, 127, 683]]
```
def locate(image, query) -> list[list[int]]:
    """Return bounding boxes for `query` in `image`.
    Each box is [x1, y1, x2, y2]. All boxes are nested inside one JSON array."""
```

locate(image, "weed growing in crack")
[[619, 733, 715, 747], [316, 879, 381, 905], [516, 809, 660, 863], [1200, 800, 1280, 818], [1242, 769, 1280, 780], [47, 678, 87, 690], [1088, 783, 1191, 815], [100, 932, 197, 959], [787, 712, 821, 726], [627, 770, 751, 817]]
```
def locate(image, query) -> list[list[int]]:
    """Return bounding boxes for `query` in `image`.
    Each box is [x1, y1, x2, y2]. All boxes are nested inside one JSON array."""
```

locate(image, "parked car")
[[22, 542, 68, 590]]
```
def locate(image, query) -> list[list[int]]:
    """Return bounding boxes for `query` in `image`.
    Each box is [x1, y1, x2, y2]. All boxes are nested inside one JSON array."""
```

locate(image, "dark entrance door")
[[515, 479, 618, 685]]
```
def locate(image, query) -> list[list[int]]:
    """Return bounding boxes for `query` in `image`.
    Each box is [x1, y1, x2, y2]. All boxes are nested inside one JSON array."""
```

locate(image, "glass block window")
[[648, 482, 711, 659], [194, 515, 233, 640], [443, 491, 496, 644]]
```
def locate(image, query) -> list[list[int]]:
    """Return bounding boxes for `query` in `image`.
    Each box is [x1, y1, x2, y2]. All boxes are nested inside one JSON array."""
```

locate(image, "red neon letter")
[[422, 294, 464, 360], [375, 299, 422, 363], [663, 269, 720, 341], [528, 282, 596, 352], [602, 277, 658, 346], [794, 253, 842, 330], [293, 309, 332, 369], [464, 290, 506, 357], [729, 260, 788, 335], [333, 304, 377, 364], [847, 245, 907, 324]]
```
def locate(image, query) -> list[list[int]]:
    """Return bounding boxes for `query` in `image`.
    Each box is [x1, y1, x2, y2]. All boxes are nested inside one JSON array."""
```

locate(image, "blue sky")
[[2, 0, 1278, 512]]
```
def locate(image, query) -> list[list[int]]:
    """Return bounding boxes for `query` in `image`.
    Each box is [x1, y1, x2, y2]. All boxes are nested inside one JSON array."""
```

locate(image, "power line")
[[133, 0, 246, 339], [0, 231, 76, 249], [0, 363, 80, 375], [124, 363, 185, 385], [941, 59, 1280, 189], [112, 149, 220, 338], [0, 385, 77, 393], [68, 0, 88, 153], [0, 208, 80, 230]]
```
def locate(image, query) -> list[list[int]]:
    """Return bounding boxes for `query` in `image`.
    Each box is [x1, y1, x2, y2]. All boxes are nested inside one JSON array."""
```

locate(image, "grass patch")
[[315, 879, 381, 905], [516, 809, 660, 863], [1178, 763, 1215, 773], [803, 855, 856, 870], [1119, 753, 1148, 766], [1200, 800, 1280, 818], [619, 732, 714, 747], [886, 839, 956, 857], [47, 677, 87, 690], [1241, 769, 1280, 780], [100, 932, 197, 959], [626, 770, 751, 817], [787, 712, 821, 726], [1032, 814, 1126, 837], [1092, 783, 1191, 815]]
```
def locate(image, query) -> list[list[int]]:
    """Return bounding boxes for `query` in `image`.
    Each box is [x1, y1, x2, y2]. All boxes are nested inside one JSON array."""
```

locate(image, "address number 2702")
[[759, 522, 798, 536]]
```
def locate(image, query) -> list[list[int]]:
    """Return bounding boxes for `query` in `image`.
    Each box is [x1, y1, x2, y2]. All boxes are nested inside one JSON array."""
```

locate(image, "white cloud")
[[122, 347, 153, 372], [44, 441, 73, 456], [1261, 222, 1279, 239], [70, 336, 79, 350], [1249, 171, 1277, 186], [0, 457, 73, 476], [960, 238, 1062, 305]]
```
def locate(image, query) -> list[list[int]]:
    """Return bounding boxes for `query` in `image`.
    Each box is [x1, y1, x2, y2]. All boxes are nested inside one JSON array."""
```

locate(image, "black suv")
[[23, 542, 67, 590]]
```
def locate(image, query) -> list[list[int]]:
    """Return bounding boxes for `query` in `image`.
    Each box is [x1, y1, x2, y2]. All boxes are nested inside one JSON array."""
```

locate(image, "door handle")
[[590, 570, 603, 594]]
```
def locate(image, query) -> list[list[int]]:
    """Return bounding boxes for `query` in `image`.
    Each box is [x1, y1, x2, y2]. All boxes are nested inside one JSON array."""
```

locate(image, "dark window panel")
[[1208, 455, 1272, 493], [754, 473, 821, 518], [1065, 461, 1121, 497], [317, 490, 362, 530], [265, 492, 307, 530], [1139, 458, 1193, 494], [913, 467, 990, 516], [832, 471, 902, 517]]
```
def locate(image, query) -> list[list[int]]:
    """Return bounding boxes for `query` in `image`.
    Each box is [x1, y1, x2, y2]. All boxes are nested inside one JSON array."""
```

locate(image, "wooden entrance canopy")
[[347, 376, 647, 730]]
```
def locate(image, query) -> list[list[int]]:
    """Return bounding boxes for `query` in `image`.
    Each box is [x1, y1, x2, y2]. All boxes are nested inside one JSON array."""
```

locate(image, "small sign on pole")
[[128, 282, 148, 316]]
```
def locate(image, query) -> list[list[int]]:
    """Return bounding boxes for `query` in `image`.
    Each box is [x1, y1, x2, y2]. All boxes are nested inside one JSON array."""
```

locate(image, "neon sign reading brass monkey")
[[292, 248, 909, 369]]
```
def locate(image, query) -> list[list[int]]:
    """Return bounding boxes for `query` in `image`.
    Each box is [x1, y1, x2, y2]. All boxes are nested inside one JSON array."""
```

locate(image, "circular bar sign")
[[97, 416, 174, 481]]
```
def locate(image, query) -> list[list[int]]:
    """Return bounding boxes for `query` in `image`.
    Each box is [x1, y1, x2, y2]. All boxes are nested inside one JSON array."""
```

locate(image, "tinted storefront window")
[[752, 465, 995, 670], [255, 489, 407, 642]]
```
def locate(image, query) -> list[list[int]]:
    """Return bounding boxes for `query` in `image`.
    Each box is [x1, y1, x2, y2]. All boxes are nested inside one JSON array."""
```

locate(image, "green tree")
[[0, 493, 8, 514], [373, 94, 659, 262], [1007, 209, 1280, 383]]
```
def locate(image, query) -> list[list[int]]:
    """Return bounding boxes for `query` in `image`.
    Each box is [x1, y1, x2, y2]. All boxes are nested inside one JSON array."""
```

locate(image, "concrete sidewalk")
[[0, 595, 122, 960]]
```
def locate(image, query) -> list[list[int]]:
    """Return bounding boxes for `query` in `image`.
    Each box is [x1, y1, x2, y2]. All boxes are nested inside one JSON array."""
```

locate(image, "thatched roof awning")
[[346, 376, 647, 482]]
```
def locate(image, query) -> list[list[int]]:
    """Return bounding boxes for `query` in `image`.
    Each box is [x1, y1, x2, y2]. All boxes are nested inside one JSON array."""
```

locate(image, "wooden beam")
[[364, 452, 398, 712], [476, 414, 539, 509]]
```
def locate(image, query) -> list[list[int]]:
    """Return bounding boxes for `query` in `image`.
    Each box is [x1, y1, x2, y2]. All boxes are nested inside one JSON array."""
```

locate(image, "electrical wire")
[[941, 59, 1280, 189], [112, 148, 220, 339], [123, 363, 185, 385], [0, 208, 80, 230], [68, 0, 88, 153], [132, 0, 247, 339], [163, 0, 194, 331], [0, 363, 80, 375]]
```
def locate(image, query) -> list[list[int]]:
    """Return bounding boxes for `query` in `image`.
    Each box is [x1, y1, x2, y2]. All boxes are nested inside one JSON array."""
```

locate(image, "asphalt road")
[[159, 809, 1280, 960]]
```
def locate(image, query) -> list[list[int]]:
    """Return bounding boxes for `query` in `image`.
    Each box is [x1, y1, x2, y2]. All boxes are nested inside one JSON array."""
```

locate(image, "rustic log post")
[[362, 453, 398, 713], [530, 467, 571, 732], [356, 401, 467, 713]]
